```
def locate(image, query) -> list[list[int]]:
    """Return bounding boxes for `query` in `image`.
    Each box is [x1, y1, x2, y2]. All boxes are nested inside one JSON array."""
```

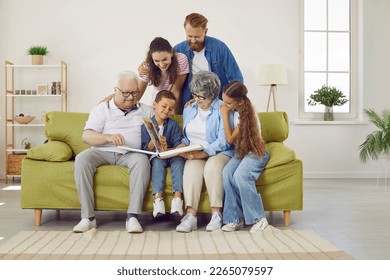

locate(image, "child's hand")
[[160, 136, 168, 151], [220, 103, 230, 115]]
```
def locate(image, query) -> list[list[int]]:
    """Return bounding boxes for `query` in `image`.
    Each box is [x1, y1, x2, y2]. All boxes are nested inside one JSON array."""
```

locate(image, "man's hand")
[[108, 134, 126, 146]]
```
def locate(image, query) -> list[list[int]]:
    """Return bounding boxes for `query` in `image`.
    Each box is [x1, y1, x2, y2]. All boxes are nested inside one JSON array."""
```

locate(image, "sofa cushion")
[[258, 112, 289, 143], [45, 111, 90, 155], [27, 140, 73, 162], [265, 142, 296, 168]]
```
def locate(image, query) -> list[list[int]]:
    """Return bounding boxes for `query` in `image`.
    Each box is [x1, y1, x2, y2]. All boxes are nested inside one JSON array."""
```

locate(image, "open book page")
[[117, 144, 203, 159], [118, 117, 203, 159], [142, 117, 163, 152]]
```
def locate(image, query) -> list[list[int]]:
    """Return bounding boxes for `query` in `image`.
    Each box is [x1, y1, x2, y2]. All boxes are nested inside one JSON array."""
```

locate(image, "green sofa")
[[21, 111, 303, 227]]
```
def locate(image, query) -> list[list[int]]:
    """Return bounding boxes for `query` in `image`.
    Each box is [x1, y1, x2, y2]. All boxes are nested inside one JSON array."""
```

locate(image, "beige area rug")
[[0, 226, 353, 260]]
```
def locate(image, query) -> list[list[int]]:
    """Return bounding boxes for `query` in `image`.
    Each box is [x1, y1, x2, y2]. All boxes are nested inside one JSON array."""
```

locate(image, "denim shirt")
[[174, 36, 244, 113], [182, 99, 234, 157], [141, 116, 182, 152]]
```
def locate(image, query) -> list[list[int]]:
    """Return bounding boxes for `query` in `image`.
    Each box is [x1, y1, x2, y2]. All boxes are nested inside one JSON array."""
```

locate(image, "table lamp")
[[259, 64, 288, 111]]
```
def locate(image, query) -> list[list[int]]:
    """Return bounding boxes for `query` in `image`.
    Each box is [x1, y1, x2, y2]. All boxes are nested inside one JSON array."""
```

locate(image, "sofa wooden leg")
[[34, 209, 42, 226], [283, 210, 291, 226]]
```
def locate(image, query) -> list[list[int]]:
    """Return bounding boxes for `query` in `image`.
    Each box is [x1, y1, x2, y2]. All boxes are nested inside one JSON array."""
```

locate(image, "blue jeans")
[[151, 156, 184, 195], [222, 151, 270, 225]]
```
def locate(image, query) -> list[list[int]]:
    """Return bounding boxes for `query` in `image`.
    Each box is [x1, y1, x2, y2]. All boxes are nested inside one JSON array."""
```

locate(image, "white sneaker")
[[126, 217, 143, 233], [222, 221, 244, 232], [153, 198, 166, 218], [176, 213, 197, 233], [249, 217, 268, 233], [73, 218, 97, 233], [206, 212, 222, 231], [170, 197, 184, 217]]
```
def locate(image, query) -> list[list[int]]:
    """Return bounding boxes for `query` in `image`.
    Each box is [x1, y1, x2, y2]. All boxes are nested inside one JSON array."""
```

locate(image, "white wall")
[[0, 0, 389, 179]]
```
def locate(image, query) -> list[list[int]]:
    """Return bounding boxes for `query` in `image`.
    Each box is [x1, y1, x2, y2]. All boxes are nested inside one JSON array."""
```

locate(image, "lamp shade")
[[259, 64, 288, 86]]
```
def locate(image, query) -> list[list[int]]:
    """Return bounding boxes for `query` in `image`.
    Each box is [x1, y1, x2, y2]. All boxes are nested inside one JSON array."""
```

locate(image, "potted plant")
[[307, 85, 348, 121], [27, 45, 49, 65], [359, 108, 390, 163]]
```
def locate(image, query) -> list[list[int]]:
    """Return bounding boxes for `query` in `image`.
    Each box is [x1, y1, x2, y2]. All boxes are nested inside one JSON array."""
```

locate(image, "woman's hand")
[[138, 61, 149, 76], [184, 98, 195, 108], [99, 93, 115, 104], [179, 151, 208, 160]]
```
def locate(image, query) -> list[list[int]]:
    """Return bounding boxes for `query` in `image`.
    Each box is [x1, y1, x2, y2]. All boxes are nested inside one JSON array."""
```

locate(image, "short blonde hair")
[[184, 13, 208, 29]]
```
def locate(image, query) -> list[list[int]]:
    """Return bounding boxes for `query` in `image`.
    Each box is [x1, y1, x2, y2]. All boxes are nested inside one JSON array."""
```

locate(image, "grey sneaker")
[[176, 213, 197, 233], [249, 217, 268, 233], [206, 212, 222, 231], [222, 221, 244, 232], [73, 218, 97, 233]]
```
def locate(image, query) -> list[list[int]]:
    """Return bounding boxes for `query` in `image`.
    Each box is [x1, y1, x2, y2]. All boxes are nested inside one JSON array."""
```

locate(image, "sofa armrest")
[[27, 140, 73, 162]]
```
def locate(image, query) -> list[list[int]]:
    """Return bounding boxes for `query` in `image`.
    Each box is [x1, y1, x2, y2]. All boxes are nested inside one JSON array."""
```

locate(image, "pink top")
[[139, 52, 189, 102]]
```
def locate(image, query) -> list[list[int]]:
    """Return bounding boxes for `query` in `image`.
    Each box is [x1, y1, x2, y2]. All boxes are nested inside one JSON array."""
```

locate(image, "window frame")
[[299, 0, 361, 121]]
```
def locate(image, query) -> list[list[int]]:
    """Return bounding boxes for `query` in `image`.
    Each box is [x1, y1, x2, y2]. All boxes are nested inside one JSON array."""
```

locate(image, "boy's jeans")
[[151, 156, 184, 195]]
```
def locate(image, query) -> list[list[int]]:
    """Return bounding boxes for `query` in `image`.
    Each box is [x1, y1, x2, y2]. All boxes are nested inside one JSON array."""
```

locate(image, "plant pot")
[[324, 106, 334, 121], [32, 55, 43, 65]]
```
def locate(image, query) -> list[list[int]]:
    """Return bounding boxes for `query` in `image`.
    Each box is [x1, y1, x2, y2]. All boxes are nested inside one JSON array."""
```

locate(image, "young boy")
[[141, 90, 184, 218]]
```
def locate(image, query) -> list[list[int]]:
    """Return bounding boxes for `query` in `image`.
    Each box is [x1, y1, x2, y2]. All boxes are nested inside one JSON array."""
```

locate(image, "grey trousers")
[[74, 149, 150, 219]]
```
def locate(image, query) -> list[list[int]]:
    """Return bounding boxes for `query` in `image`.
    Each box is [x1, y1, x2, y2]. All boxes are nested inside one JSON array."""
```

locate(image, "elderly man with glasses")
[[73, 71, 154, 234]]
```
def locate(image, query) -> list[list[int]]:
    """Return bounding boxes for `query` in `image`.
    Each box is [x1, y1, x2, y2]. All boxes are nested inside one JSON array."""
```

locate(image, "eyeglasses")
[[191, 92, 206, 100], [114, 87, 140, 98]]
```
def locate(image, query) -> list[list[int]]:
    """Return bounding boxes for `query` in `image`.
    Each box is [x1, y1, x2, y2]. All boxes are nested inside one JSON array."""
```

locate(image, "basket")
[[7, 153, 27, 175]]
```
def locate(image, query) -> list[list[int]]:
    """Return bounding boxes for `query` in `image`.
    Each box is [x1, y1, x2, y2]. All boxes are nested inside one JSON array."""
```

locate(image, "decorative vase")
[[324, 106, 334, 121], [32, 55, 43, 65]]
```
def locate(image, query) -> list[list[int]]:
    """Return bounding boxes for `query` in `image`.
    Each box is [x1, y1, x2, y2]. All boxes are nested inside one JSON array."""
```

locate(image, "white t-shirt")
[[233, 110, 262, 133], [84, 99, 154, 154], [185, 108, 210, 148], [192, 48, 209, 75]]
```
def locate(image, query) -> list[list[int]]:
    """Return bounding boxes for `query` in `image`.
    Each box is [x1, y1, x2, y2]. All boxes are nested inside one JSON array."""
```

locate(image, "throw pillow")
[[27, 141, 73, 162]]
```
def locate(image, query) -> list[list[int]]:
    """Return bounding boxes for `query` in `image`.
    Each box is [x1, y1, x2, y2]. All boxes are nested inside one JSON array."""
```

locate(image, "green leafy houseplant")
[[27, 45, 49, 65], [27, 45, 49, 56], [359, 108, 390, 163], [307, 85, 349, 121]]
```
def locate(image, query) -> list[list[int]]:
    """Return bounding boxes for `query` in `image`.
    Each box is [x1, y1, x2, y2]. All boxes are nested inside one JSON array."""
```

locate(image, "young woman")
[[220, 81, 270, 233], [138, 37, 189, 114]]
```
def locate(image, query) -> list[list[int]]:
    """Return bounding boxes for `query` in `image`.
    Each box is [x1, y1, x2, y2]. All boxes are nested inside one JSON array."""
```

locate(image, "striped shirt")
[[139, 52, 189, 102]]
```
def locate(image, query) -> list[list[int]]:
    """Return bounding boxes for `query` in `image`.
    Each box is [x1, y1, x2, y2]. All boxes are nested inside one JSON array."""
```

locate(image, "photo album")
[[118, 117, 203, 159]]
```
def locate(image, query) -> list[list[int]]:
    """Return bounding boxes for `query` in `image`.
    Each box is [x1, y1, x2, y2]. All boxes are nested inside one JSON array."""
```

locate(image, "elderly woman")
[[176, 71, 233, 233]]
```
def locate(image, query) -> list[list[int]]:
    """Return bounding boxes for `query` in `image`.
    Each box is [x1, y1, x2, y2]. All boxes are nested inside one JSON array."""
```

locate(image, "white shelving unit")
[[4, 60, 68, 182]]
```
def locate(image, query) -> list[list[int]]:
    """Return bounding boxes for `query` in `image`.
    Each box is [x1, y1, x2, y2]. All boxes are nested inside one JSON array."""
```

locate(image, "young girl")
[[138, 37, 189, 114], [220, 81, 270, 233]]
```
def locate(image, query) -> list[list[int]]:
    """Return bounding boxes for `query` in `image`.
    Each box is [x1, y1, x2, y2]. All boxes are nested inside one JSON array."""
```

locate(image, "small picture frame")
[[37, 84, 48, 95]]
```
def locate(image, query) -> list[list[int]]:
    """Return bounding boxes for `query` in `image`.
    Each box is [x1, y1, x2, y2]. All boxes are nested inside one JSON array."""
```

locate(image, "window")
[[300, 0, 360, 120]]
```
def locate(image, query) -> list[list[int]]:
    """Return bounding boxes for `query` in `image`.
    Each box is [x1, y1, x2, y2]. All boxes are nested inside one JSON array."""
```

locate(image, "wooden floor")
[[1, 178, 389, 260]]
